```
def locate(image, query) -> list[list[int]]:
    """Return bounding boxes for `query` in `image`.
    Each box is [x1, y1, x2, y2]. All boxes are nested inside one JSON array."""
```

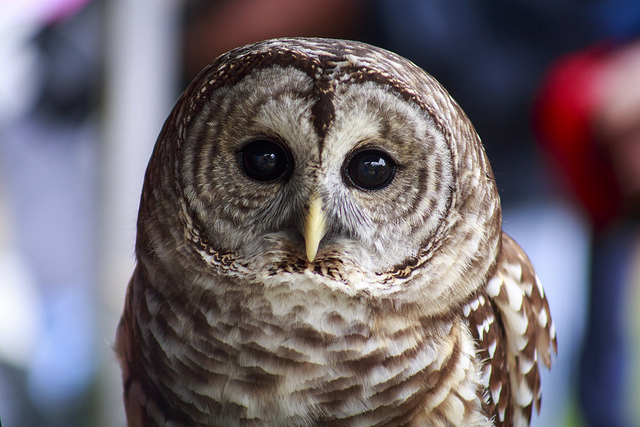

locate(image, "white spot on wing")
[[519, 357, 535, 375], [513, 377, 534, 406], [501, 306, 528, 337], [498, 405, 506, 422], [503, 275, 524, 311], [537, 307, 548, 328], [488, 339, 497, 358], [486, 277, 502, 297], [490, 383, 502, 409], [463, 303, 472, 317], [535, 275, 545, 296]]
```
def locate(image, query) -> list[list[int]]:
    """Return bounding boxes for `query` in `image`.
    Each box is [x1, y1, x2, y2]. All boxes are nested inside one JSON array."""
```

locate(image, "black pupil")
[[346, 149, 397, 190], [240, 139, 290, 182]]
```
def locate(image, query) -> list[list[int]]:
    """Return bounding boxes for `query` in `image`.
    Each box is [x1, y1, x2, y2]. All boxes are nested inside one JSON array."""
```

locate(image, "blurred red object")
[[534, 43, 624, 229]]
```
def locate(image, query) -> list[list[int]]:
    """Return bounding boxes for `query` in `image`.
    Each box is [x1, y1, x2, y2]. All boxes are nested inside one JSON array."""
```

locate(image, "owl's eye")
[[344, 149, 397, 190], [239, 139, 292, 182]]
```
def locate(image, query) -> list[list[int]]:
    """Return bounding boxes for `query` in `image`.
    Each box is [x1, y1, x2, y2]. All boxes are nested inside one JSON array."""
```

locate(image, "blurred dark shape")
[[182, 0, 367, 80]]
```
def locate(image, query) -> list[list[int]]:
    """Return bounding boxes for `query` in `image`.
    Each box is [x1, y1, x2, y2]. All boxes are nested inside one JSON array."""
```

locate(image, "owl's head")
[[140, 38, 501, 311]]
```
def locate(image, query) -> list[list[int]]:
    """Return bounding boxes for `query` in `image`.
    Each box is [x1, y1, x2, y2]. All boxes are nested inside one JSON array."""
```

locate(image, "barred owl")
[[116, 37, 556, 426]]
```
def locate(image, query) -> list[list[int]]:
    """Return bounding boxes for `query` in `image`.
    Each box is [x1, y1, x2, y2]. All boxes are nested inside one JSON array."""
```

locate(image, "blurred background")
[[0, 0, 639, 425]]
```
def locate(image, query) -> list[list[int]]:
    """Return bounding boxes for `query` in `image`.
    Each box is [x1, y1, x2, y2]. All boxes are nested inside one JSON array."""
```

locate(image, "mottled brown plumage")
[[116, 37, 556, 426]]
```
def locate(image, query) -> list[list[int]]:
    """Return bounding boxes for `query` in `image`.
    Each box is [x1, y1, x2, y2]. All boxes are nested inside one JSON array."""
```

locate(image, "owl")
[[116, 38, 556, 426]]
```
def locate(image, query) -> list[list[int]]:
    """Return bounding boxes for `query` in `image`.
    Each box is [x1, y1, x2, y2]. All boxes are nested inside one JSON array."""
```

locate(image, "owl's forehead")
[[177, 38, 467, 163], [196, 38, 438, 137], [216, 37, 420, 87]]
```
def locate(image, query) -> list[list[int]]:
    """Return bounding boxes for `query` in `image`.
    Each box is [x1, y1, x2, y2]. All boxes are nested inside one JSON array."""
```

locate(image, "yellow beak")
[[304, 194, 327, 262]]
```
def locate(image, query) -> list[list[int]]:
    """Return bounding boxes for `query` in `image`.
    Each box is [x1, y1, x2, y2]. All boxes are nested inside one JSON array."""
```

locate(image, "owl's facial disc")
[[182, 65, 454, 273]]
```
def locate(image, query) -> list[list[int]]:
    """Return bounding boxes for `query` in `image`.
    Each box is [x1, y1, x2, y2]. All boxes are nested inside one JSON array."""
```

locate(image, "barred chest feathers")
[[134, 267, 493, 426]]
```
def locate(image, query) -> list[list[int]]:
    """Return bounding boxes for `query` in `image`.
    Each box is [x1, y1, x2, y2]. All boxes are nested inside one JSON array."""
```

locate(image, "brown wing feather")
[[465, 232, 557, 426], [116, 266, 166, 427], [115, 269, 151, 427]]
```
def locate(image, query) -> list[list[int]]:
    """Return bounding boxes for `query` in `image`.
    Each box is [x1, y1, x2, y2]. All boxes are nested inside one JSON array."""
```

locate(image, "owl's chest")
[[143, 279, 487, 425]]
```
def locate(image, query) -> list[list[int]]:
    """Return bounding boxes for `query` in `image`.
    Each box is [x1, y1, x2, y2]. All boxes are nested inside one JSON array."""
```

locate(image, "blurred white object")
[[0, 250, 41, 368]]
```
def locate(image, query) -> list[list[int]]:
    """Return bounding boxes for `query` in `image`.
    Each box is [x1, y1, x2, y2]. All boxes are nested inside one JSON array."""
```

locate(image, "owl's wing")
[[115, 272, 148, 427], [463, 232, 557, 427], [116, 266, 167, 427]]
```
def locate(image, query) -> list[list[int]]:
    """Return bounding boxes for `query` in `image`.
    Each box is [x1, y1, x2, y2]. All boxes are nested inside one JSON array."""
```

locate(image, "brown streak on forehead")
[[311, 80, 335, 145]]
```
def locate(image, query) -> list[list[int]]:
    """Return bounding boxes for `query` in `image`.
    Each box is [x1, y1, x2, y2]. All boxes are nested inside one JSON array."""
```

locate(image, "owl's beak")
[[303, 194, 327, 262]]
